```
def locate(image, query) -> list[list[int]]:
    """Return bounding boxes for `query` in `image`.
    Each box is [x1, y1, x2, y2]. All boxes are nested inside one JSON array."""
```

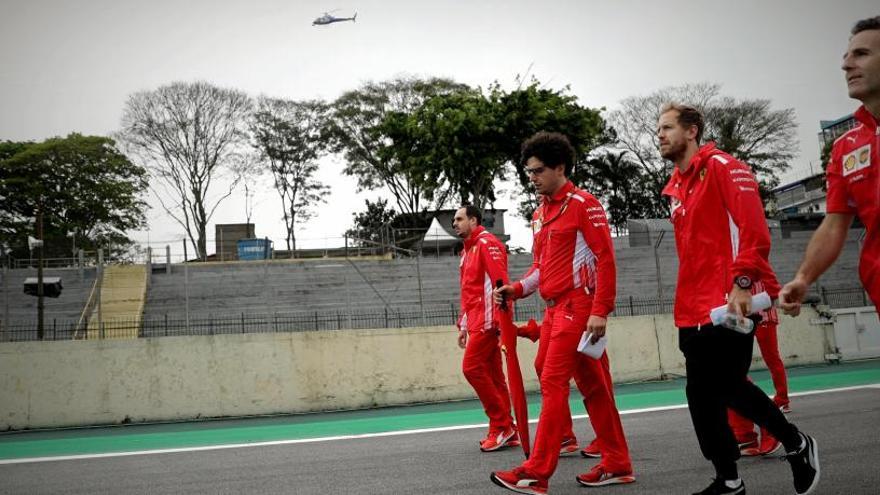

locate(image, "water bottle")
[[709, 292, 771, 334]]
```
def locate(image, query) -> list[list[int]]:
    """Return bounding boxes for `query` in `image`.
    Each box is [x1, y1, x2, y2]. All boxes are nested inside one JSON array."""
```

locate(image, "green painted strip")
[[1, 361, 878, 461]]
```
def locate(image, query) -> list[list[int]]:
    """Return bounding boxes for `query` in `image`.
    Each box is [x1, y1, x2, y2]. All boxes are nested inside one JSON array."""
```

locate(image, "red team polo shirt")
[[826, 106, 880, 310]]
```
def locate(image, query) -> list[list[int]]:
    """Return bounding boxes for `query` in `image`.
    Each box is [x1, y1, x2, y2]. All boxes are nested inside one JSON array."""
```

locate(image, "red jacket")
[[514, 181, 616, 318], [826, 105, 880, 310], [457, 226, 509, 332], [662, 143, 778, 328]]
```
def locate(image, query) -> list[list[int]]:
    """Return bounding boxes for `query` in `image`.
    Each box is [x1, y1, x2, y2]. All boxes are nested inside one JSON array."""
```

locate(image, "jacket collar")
[[463, 225, 486, 249], [854, 105, 879, 132], [682, 142, 721, 175], [543, 180, 575, 204], [663, 142, 721, 199]]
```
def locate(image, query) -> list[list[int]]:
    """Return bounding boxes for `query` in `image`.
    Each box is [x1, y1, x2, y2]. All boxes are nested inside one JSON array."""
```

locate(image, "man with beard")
[[453, 205, 519, 452], [657, 104, 819, 495]]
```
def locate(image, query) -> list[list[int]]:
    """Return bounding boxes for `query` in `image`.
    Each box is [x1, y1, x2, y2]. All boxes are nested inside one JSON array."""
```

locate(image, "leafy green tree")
[[491, 81, 609, 220], [324, 77, 468, 216], [117, 81, 253, 260], [345, 198, 397, 246], [397, 88, 506, 208], [251, 97, 329, 252], [0, 134, 148, 259], [580, 148, 654, 235]]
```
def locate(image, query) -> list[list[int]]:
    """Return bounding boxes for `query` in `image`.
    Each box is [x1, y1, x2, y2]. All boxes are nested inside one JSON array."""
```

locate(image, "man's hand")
[[727, 286, 753, 324], [780, 277, 809, 317], [493, 284, 516, 305], [586, 315, 607, 343], [457, 328, 467, 349]]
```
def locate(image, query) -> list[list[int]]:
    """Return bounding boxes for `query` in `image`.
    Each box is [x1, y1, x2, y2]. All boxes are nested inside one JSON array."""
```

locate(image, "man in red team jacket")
[[781, 16, 880, 317], [453, 205, 519, 452], [658, 104, 818, 495], [490, 132, 634, 494]]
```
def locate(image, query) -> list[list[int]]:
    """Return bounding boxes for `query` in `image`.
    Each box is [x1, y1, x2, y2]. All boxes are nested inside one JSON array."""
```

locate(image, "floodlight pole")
[[37, 204, 45, 340]]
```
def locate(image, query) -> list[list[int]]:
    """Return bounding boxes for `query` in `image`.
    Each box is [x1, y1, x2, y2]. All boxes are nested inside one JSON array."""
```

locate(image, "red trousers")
[[756, 321, 789, 406], [729, 321, 790, 441], [565, 351, 633, 472], [462, 327, 513, 432], [523, 290, 632, 479]]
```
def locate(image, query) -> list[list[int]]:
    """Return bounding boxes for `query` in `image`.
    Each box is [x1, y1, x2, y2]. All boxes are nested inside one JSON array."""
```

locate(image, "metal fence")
[[0, 286, 869, 343]]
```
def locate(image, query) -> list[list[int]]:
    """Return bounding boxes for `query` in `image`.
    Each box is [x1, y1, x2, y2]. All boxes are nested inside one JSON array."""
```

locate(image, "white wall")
[[0, 309, 834, 430]]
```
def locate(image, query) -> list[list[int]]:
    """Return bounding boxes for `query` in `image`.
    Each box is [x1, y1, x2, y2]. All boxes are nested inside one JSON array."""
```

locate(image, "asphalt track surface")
[[1, 362, 879, 494]]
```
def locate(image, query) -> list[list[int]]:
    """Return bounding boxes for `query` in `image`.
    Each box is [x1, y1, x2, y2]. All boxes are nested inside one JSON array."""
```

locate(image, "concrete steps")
[[87, 265, 147, 340]]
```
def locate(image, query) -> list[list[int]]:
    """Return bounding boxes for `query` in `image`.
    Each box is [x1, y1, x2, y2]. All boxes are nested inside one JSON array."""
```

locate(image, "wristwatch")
[[734, 275, 753, 290]]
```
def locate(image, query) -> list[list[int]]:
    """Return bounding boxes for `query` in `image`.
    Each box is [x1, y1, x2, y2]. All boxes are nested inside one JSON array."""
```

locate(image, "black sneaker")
[[692, 478, 745, 495], [784, 432, 820, 494]]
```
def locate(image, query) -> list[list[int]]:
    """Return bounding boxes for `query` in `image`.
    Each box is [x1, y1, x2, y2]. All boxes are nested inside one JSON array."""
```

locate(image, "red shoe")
[[773, 396, 791, 414], [481, 427, 518, 452], [740, 439, 761, 457], [580, 438, 601, 458], [491, 467, 548, 494], [759, 429, 782, 456], [576, 464, 636, 487], [505, 433, 522, 448], [559, 436, 579, 456]]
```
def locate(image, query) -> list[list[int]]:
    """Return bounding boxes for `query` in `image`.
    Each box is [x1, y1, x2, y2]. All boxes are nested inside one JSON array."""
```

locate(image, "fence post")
[[629, 295, 634, 316], [97, 248, 103, 336], [184, 259, 190, 333], [653, 231, 665, 303], [314, 311, 319, 331], [241, 312, 245, 333], [165, 245, 171, 274], [164, 314, 168, 337], [385, 307, 389, 328], [1, 266, 8, 342]]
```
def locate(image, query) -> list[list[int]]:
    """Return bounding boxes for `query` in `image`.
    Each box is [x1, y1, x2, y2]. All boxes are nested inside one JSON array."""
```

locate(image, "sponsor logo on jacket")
[[843, 144, 872, 177]]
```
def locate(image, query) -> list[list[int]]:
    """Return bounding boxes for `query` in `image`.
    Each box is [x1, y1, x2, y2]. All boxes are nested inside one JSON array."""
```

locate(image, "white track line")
[[2, 383, 877, 466]]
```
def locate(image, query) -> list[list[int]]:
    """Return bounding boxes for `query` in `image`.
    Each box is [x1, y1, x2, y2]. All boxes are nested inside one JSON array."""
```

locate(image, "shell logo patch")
[[842, 144, 871, 176]]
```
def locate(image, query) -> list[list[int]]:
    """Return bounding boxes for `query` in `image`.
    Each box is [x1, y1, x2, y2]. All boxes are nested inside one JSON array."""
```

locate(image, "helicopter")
[[312, 10, 357, 26]]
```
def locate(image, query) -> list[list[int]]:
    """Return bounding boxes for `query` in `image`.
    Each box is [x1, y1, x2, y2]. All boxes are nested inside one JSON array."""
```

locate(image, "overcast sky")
[[1, 0, 876, 254]]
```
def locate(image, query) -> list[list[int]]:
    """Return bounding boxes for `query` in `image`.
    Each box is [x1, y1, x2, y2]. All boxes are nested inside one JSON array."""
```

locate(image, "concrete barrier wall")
[[0, 309, 832, 430]]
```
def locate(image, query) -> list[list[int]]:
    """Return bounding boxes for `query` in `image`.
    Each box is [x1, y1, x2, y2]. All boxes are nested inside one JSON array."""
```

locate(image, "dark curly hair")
[[520, 131, 576, 176], [852, 16, 880, 36]]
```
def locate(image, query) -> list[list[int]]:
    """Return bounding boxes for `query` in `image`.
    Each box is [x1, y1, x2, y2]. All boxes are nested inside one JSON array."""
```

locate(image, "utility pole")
[[37, 204, 45, 340]]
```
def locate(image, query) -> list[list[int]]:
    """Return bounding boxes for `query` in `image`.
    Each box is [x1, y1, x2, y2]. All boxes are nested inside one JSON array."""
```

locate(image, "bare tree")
[[250, 97, 329, 252], [608, 82, 797, 217], [118, 81, 252, 260]]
